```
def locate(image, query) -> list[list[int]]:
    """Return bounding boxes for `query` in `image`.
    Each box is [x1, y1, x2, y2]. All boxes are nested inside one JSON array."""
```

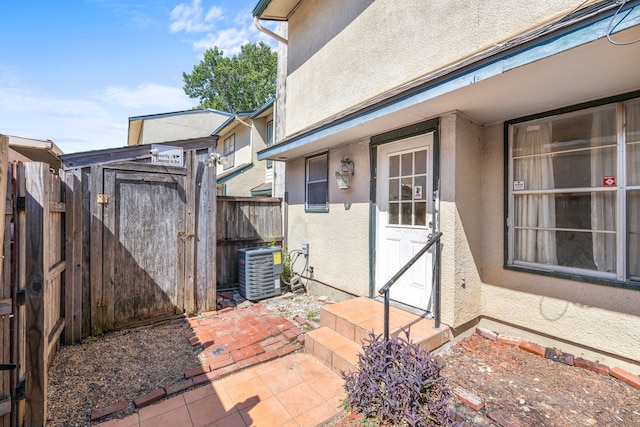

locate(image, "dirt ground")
[[441, 334, 640, 426], [47, 301, 640, 426]]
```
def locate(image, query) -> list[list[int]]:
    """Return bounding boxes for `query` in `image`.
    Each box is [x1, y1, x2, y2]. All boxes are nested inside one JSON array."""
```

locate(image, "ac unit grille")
[[238, 247, 282, 300]]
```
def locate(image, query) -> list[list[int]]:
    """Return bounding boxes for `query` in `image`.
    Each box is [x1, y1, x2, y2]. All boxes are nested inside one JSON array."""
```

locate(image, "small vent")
[[238, 247, 283, 301]]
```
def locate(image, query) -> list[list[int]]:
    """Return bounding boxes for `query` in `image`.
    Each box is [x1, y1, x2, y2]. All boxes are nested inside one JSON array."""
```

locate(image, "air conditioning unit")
[[238, 246, 283, 300]]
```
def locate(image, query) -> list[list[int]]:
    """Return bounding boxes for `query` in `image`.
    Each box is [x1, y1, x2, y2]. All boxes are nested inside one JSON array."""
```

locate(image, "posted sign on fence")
[[150, 144, 184, 166]]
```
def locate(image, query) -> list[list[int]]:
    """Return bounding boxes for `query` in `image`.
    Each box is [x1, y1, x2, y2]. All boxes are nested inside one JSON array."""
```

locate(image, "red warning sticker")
[[603, 176, 616, 187]]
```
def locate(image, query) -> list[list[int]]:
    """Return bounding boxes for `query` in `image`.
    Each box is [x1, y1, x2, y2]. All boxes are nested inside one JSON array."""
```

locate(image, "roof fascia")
[[258, 1, 640, 161]]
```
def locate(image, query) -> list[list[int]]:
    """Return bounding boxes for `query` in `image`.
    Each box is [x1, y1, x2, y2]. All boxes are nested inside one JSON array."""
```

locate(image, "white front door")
[[376, 133, 434, 310]]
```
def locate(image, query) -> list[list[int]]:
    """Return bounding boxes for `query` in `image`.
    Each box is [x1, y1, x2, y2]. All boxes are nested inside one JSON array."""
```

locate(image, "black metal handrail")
[[378, 231, 443, 342]]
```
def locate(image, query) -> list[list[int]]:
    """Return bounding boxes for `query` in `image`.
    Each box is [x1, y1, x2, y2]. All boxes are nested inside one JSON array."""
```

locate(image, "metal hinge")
[[15, 378, 25, 401], [16, 289, 25, 306], [177, 231, 196, 240], [96, 194, 109, 205], [97, 298, 108, 308]]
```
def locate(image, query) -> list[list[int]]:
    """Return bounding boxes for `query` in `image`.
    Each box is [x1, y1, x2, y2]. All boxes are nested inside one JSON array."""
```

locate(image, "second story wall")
[[284, 0, 582, 136]]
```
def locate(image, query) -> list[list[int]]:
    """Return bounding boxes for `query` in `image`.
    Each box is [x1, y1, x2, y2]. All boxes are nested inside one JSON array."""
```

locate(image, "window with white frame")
[[507, 96, 640, 284], [266, 120, 274, 169], [223, 134, 235, 170], [306, 153, 328, 212]]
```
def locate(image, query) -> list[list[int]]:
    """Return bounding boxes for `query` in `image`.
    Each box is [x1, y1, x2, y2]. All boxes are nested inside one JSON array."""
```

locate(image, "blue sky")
[[0, 0, 277, 153]]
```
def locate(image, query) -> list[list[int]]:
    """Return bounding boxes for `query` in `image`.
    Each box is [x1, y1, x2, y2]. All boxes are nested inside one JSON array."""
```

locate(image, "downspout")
[[254, 16, 288, 45]]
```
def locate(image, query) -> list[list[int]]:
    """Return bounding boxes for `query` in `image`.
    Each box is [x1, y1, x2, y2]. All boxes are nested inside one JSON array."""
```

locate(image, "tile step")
[[305, 326, 361, 375], [319, 297, 451, 352]]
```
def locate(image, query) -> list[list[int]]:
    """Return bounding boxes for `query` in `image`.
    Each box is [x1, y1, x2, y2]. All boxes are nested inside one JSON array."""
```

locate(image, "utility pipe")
[[254, 16, 288, 45]]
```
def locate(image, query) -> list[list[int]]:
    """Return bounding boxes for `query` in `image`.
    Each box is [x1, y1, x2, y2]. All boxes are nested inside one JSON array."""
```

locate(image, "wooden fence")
[[1, 161, 65, 426], [216, 196, 283, 287], [0, 149, 281, 426]]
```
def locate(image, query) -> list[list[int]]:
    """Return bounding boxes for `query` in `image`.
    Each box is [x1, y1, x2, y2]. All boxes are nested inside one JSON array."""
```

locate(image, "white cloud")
[[170, 0, 223, 33], [192, 28, 251, 55], [0, 85, 126, 153], [187, 7, 279, 55], [102, 83, 194, 109], [0, 76, 197, 154]]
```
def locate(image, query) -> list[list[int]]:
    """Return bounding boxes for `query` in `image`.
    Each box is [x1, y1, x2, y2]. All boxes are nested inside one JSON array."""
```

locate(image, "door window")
[[388, 149, 430, 226]]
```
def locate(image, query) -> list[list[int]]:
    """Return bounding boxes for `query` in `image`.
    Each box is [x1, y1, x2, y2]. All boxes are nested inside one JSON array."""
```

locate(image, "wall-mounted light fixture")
[[204, 152, 228, 167], [335, 158, 354, 189]]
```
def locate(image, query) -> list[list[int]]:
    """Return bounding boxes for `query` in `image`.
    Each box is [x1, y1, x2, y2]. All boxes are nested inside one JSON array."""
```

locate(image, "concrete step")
[[307, 296, 451, 374]]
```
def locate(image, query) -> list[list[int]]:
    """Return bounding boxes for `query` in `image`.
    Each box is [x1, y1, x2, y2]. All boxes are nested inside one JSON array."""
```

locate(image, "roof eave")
[[253, 0, 301, 21]]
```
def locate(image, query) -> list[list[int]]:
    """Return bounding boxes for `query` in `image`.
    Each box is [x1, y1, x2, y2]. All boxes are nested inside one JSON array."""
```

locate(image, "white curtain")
[[590, 110, 617, 273], [628, 103, 640, 278], [516, 123, 557, 264]]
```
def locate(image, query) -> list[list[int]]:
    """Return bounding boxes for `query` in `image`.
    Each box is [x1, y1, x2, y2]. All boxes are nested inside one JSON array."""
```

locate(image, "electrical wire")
[[606, 0, 640, 45], [281, 248, 309, 293]]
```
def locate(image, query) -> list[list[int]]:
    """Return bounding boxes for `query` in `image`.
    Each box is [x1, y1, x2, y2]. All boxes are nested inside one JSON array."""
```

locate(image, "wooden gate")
[[90, 162, 194, 334], [1, 159, 66, 427]]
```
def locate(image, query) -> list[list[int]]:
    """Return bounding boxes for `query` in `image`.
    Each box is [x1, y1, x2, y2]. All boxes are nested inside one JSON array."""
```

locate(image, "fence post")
[[24, 163, 48, 426]]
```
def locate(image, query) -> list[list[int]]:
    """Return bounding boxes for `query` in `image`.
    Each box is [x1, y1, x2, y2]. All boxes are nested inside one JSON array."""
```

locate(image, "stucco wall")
[[285, 0, 582, 136], [141, 112, 228, 144], [479, 122, 640, 371], [438, 113, 485, 329], [285, 140, 371, 300], [216, 122, 265, 196]]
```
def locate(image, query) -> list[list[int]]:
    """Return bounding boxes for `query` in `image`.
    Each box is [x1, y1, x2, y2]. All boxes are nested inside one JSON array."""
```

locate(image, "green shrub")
[[342, 330, 460, 426]]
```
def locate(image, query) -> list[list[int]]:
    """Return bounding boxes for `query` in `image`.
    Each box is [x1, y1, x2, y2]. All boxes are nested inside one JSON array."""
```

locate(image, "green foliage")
[[342, 330, 460, 427], [182, 42, 277, 113]]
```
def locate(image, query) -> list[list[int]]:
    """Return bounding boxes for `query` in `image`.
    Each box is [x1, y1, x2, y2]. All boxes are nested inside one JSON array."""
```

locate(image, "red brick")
[[259, 336, 281, 347], [213, 363, 241, 378], [184, 365, 210, 379], [189, 336, 202, 346], [476, 327, 498, 341], [452, 386, 485, 411], [294, 315, 310, 327], [258, 351, 279, 364], [544, 347, 574, 366], [187, 318, 200, 328], [263, 340, 286, 353], [230, 348, 251, 362], [249, 342, 265, 356], [134, 388, 166, 408], [574, 358, 609, 376], [165, 378, 194, 396], [519, 341, 545, 357], [487, 409, 522, 427], [283, 328, 302, 342], [90, 401, 127, 421], [497, 334, 521, 346], [209, 355, 234, 371], [275, 344, 298, 357], [297, 335, 306, 345], [193, 371, 220, 386], [237, 355, 262, 369], [610, 367, 640, 389]]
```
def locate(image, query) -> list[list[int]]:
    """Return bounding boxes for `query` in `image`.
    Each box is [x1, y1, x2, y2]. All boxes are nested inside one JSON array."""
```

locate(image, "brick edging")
[[91, 304, 308, 423], [452, 327, 640, 413]]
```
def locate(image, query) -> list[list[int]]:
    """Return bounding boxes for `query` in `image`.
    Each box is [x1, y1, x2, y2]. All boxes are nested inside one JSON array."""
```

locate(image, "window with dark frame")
[[306, 153, 328, 212], [506, 96, 640, 284], [223, 134, 235, 170]]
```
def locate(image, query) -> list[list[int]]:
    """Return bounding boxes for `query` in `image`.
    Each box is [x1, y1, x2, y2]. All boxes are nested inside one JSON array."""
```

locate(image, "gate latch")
[[97, 194, 109, 204]]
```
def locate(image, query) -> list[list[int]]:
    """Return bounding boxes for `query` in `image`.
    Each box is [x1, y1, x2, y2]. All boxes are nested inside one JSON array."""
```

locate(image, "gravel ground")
[[46, 294, 328, 426]]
